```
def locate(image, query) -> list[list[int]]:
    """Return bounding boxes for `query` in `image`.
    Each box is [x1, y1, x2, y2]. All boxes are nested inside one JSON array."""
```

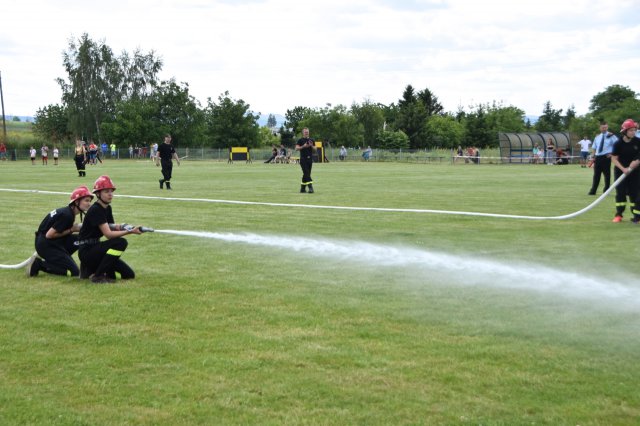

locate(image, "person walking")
[[588, 121, 618, 195], [295, 127, 317, 193], [74, 139, 87, 177], [77, 175, 143, 283], [610, 119, 640, 223], [26, 186, 94, 277], [156, 134, 180, 190]]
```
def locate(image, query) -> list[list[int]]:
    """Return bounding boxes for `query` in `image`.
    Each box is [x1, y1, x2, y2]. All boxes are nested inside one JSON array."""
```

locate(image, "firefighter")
[[77, 175, 143, 284], [74, 139, 87, 177], [611, 119, 640, 223], [156, 134, 180, 190], [26, 186, 94, 277], [295, 127, 317, 193]]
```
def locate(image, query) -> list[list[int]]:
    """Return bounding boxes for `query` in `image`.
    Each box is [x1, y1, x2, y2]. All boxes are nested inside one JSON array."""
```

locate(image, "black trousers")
[[590, 155, 611, 193], [75, 155, 85, 175], [79, 237, 135, 279], [160, 160, 173, 182], [35, 234, 80, 276], [300, 158, 313, 185], [614, 169, 640, 217]]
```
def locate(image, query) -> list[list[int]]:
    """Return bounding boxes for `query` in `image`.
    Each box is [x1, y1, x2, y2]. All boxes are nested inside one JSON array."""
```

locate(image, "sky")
[[1, 0, 639, 119]]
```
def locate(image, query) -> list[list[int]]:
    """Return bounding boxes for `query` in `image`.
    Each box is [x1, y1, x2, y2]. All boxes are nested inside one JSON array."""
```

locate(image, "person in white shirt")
[[575, 136, 592, 168]]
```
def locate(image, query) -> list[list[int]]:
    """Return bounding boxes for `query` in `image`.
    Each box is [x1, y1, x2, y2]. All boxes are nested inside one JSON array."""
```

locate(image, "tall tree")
[[204, 91, 260, 148], [424, 114, 464, 149], [562, 105, 577, 131], [284, 106, 311, 135], [33, 104, 72, 146], [150, 80, 204, 146], [266, 113, 277, 128], [589, 84, 637, 120], [351, 99, 385, 147], [57, 33, 162, 141], [535, 101, 563, 132], [396, 85, 429, 148], [416, 88, 444, 117]]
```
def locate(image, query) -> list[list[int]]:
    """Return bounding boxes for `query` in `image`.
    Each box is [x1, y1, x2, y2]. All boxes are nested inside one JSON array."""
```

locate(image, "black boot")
[[159, 179, 164, 189], [166, 181, 172, 190], [300, 185, 306, 193], [308, 184, 314, 194]]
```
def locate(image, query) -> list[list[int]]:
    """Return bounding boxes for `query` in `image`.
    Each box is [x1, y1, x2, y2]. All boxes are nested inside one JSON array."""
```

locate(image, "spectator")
[[362, 146, 372, 161], [339, 145, 347, 161], [575, 135, 591, 168]]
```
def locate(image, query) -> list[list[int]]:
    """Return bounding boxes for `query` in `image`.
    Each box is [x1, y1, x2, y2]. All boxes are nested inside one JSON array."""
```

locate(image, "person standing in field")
[[545, 138, 556, 165], [29, 146, 36, 165], [588, 121, 617, 195], [41, 144, 49, 165], [295, 127, 317, 193], [156, 134, 180, 190], [53, 145, 59, 165], [26, 186, 94, 277], [610, 119, 640, 223], [74, 139, 87, 177], [575, 136, 592, 168], [0, 141, 7, 161]]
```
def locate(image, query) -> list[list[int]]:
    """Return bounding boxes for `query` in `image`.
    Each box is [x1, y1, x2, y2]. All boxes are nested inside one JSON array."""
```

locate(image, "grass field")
[[1, 159, 639, 424]]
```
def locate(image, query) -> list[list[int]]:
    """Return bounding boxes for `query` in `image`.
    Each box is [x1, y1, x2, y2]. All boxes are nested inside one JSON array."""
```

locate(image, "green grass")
[[1, 159, 639, 424]]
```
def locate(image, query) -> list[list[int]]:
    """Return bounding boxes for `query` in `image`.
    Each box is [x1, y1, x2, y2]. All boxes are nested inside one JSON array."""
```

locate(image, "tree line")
[[33, 34, 640, 150]]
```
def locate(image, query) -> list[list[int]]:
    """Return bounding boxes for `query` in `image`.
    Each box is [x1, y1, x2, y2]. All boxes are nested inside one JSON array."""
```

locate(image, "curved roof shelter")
[[498, 132, 572, 163]]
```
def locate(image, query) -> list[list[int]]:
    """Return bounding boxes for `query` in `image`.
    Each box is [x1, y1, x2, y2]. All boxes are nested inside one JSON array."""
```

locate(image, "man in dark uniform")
[[295, 127, 317, 193], [588, 121, 617, 195], [156, 134, 180, 190], [77, 175, 143, 283], [611, 119, 640, 223], [26, 186, 94, 277]]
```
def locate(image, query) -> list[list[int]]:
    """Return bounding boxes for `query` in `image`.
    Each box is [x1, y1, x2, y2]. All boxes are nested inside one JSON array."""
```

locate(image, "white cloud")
[[1, 0, 638, 118]]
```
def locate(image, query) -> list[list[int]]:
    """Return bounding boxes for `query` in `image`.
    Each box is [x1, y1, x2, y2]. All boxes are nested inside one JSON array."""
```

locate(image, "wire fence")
[[0, 147, 585, 165]]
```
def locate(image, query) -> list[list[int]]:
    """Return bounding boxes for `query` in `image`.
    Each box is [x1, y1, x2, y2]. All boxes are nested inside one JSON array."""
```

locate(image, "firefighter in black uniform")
[[74, 139, 87, 177], [295, 127, 317, 193], [156, 134, 180, 190], [611, 119, 640, 223], [77, 175, 143, 283], [26, 185, 94, 277]]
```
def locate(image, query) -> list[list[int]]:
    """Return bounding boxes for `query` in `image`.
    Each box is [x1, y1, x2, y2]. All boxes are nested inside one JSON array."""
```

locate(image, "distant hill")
[[5, 115, 35, 123]]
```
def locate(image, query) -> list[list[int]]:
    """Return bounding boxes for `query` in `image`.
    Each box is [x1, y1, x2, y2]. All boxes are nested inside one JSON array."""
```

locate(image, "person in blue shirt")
[[588, 121, 618, 195]]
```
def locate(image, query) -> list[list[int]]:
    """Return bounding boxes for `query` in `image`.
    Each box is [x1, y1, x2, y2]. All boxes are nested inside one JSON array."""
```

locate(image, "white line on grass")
[[0, 176, 620, 221]]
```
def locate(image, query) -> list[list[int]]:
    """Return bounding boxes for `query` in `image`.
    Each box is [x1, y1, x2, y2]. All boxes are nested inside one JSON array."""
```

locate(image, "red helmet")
[[620, 119, 638, 133], [93, 175, 116, 193], [70, 185, 94, 202]]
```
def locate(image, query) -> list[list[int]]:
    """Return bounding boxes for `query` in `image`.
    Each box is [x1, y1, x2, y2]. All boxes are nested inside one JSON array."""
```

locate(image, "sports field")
[[1, 159, 639, 424]]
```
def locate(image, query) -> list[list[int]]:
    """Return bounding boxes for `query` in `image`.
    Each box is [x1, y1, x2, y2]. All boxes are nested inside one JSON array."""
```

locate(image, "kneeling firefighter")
[[27, 185, 94, 277], [78, 175, 146, 284]]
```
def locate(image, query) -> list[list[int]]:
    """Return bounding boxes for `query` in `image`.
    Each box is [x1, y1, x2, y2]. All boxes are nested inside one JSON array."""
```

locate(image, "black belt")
[[76, 238, 100, 246]]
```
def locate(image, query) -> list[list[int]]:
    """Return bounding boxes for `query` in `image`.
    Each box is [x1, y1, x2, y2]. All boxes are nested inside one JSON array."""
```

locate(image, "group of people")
[[264, 144, 289, 163], [27, 175, 145, 284], [28, 144, 60, 166]]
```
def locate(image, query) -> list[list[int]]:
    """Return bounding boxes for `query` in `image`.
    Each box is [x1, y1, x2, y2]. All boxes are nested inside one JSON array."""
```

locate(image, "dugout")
[[498, 132, 572, 163], [312, 141, 326, 163], [228, 147, 251, 163]]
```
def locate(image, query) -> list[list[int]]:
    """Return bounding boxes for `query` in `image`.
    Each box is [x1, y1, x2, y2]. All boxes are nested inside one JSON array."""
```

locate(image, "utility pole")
[[0, 71, 6, 143]]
